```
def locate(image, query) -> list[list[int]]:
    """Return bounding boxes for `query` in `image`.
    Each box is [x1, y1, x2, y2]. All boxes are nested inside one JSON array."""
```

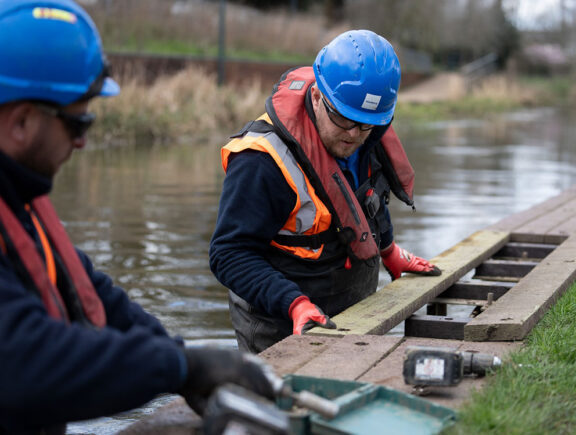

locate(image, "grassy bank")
[[445, 282, 576, 435], [90, 68, 576, 146]]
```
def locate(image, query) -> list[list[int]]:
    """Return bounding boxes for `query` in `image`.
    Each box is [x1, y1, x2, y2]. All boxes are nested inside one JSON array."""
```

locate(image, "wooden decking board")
[[488, 186, 576, 233], [509, 232, 568, 244], [513, 196, 576, 235], [294, 335, 403, 381], [552, 214, 576, 237], [307, 230, 509, 337], [258, 335, 340, 375], [465, 234, 576, 341]]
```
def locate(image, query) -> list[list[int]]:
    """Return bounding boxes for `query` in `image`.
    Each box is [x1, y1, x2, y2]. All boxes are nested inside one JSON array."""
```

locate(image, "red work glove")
[[380, 242, 441, 281], [289, 295, 337, 335]]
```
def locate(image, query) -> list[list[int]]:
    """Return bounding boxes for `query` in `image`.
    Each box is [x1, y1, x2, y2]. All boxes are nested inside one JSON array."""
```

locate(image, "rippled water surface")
[[57, 107, 576, 433]]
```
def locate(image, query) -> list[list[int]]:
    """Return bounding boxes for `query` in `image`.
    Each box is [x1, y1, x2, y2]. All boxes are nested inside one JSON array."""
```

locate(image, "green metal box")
[[279, 375, 457, 435]]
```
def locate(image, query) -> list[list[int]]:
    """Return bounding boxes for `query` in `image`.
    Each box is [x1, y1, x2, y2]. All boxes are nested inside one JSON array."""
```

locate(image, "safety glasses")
[[35, 104, 96, 140], [320, 94, 374, 131]]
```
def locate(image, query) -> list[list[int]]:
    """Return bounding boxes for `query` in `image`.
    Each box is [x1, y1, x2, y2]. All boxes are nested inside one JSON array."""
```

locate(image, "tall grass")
[[91, 66, 269, 146], [445, 283, 576, 435]]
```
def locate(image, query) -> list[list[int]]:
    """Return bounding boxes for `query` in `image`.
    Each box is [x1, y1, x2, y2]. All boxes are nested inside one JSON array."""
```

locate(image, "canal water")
[[61, 106, 576, 433]]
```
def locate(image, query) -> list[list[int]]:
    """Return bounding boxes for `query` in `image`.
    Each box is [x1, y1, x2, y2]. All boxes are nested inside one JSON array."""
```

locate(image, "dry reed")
[[91, 65, 269, 145]]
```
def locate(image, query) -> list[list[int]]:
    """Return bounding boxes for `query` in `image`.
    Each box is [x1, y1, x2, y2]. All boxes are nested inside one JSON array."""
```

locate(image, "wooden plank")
[[513, 196, 576, 236], [509, 232, 568, 245], [495, 242, 557, 260], [488, 186, 576, 233], [404, 315, 468, 340], [552, 214, 576, 237], [441, 280, 514, 300], [295, 335, 402, 380], [432, 297, 488, 306], [258, 335, 339, 376], [465, 234, 576, 341], [474, 259, 539, 279], [308, 230, 509, 337]]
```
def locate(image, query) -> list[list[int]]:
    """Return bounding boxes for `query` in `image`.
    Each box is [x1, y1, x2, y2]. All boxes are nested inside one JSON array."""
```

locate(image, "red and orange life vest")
[[0, 195, 106, 327], [222, 67, 414, 262]]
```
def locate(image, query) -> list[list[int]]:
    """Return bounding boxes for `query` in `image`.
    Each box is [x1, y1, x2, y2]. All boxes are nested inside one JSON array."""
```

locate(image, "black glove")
[[178, 347, 275, 415]]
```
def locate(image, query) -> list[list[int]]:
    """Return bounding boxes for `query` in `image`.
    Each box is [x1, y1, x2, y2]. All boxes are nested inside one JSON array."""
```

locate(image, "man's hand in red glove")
[[380, 242, 441, 281], [289, 295, 337, 335]]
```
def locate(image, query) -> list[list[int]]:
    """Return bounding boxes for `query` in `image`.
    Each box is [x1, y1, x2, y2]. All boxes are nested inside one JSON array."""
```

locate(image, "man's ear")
[[9, 103, 35, 142], [0, 103, 37, 158]]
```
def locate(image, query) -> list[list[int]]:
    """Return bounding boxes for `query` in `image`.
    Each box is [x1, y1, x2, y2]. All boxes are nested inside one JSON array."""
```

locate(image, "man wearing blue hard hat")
[[210, 29, 441, 353], [0, 1, 274, 433]]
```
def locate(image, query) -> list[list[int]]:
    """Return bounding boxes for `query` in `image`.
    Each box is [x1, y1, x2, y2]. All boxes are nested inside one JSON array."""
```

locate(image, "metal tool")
[[265, 369, 341, 419], [403, 346, 502, 394]]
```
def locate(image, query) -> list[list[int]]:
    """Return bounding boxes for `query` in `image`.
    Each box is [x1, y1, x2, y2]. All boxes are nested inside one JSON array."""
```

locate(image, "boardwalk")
[[120, 184, 576, 434]]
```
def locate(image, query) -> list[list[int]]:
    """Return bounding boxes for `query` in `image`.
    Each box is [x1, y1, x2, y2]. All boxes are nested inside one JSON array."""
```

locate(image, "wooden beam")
[[474, 259, 539, 279], [465, 234, 576, 341], [307, 230, 509, 337], [404, 315, 468, 340], [440, 280, 514, 300], [495, 242, 557, 260], [513, 196, 576, 236], [295, 335, 402, 380], [487, 185, 576, 233]]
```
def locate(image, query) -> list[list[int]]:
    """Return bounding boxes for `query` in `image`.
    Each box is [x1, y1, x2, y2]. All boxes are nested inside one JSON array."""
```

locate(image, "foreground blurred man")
[[210, 30, 441, 353], [0, 1, 273, 433]]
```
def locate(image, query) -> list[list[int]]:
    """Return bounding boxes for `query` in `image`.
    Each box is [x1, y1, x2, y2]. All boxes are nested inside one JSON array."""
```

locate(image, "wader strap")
[[272, 228, 337, 249]]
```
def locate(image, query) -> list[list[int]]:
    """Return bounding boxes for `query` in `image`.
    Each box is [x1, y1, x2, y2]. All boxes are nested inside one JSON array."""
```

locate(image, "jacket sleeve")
[[209, 150, 303, 318], [0, 253, 185, 430]]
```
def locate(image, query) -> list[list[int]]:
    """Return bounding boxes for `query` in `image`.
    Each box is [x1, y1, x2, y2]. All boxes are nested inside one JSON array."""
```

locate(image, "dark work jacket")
[[0, 151, 184, 434]]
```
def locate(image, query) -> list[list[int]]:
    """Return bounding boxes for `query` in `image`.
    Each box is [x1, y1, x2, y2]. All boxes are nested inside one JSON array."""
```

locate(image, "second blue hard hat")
[[0, 0, 120, 106], [313, 30, 400, 126]]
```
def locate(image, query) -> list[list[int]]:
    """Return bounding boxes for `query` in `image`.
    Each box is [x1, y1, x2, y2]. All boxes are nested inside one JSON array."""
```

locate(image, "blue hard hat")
[[0, 0, 120, 105], [313, 30, 400, 126]]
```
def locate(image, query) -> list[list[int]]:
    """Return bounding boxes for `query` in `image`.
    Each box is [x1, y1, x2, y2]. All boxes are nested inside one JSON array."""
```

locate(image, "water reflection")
[[57, 107, 576, 433]]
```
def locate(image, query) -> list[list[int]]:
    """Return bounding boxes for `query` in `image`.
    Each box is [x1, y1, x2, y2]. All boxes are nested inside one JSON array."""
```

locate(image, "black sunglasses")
[[321, 94, 374, 131], [35, 104, 96, 140]]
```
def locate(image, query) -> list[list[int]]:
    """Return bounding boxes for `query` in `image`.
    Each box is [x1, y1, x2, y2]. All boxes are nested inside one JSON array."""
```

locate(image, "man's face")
[[21, 101, 90, 179], [311, 86, 372, 159]]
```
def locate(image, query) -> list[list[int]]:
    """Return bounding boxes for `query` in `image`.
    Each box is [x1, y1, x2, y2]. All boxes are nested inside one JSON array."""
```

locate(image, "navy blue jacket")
[[0, 152, 185, 432], [209, 144, 393, 320]]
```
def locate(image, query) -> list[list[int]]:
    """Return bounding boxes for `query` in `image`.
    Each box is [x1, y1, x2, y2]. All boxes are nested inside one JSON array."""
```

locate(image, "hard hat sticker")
[[33, 8, 77, 24], [361, 93, 381, 111], [289, 80, 305, 91]]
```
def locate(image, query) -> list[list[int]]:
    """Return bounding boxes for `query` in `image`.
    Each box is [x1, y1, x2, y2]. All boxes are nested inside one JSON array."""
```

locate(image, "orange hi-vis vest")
[[0, 195, 106, 327], [222, 67, 414, 262]]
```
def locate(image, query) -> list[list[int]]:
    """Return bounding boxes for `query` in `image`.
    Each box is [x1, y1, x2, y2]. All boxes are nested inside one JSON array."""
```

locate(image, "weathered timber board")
[[294, 335, 402, 380], [258, 335, 340, 375], [307, 230, 509, 337], [553, 213, 576, 238], [487, 185, 576, 233], [465, 234, 576, 341], [512, 196, 576, 236], [358, 338, 522, 409], [440, 280, 514, 300], [404, 315, 469, 340]]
